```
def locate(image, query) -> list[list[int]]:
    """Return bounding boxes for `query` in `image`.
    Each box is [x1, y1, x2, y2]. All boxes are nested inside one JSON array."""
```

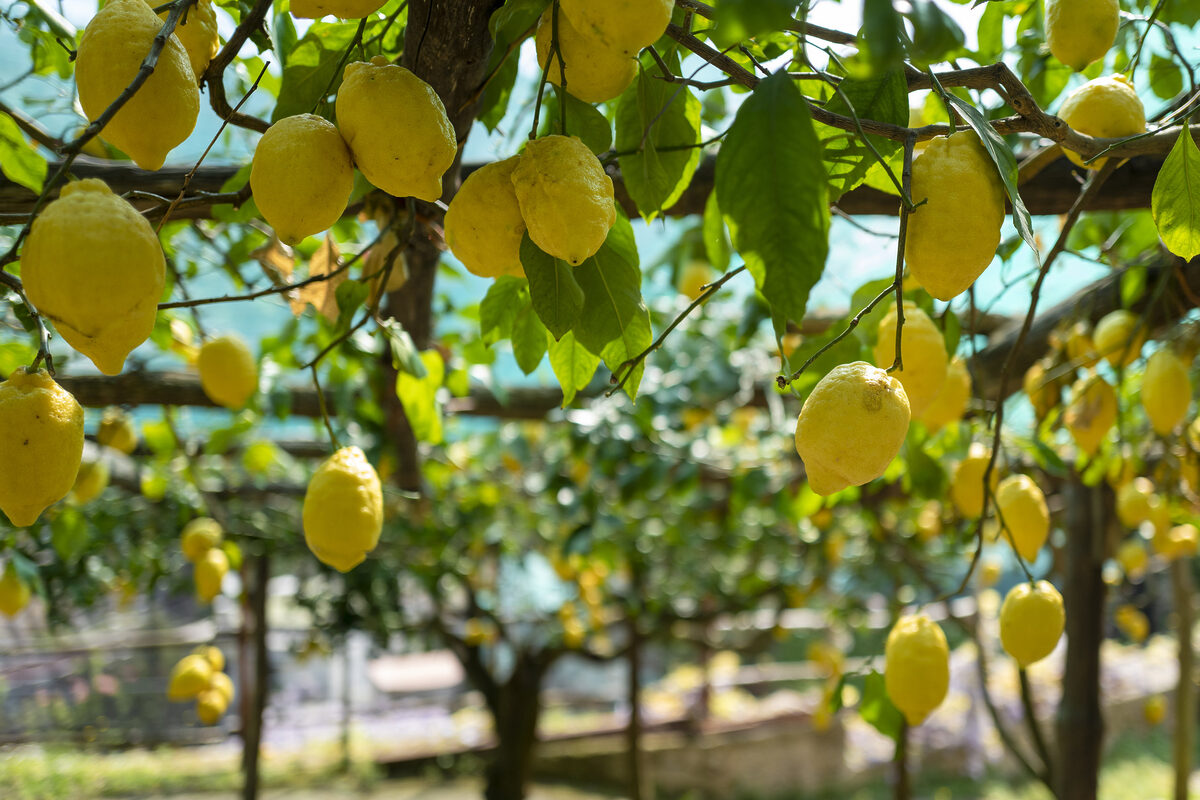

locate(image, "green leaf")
[[521, 235, 585, 339], [1149, 54, 1184, 101], [0, 113, 47, 193], [478, 53, 519, 132], [380, 318, 426, 378], [1151, 124, 1200, 261], [395, 350, 445, 444], [715, 71, 829, 327], [272, 11, 298, 69], [714, 0, 800, 40], [858, 0, 905, 74], [903, 0, 965, 64], [941, 308, 960, 355], [1120, 265, 1148, 308], [860, 670, 904, 742], [540, 90, 614, 155], [489, 0, 549, 41], [334, 279, 369, 332], [615, 55, 702, 219], [702, 190, 732, 271], [480, 276, 528, 342], [943, 93, 1039, 260], [272, 22, 360, 122], [819, 68, 907, 199], [511, 304, 549, 374], [548, 330, 599, 405]]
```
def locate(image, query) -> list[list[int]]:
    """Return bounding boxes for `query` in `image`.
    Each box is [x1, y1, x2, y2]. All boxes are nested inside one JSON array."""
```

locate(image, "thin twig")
[[310, 364, 341, 451], [776, 282, 895, 389], [1018, 667, 1055, 787]]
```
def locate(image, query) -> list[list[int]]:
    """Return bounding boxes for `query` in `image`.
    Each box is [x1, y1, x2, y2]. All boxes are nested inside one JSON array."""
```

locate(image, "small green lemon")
[[999, 581, 1065, 667], [197, 335, 258, 410], [884, 614, 950, 726], [444, 156, 527, 279], [303, 446, 383, 572]]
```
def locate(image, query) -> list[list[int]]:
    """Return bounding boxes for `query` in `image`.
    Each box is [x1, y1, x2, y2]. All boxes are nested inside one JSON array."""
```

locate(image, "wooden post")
[[241, 554, 270, 800], [626, 561, 652, 800], [1171, 558, 1194, 800], [893, 720, 910, 800]]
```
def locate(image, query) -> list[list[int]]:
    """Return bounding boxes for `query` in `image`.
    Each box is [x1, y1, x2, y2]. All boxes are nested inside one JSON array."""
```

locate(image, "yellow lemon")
[[1065, 321, 1100, 367], [996, 474, 1050, 563], [1116, 477, 1156, 527], [1058, 75, 1146, 170], [71, 459, 109, 504], [0, 562, 32, 617], [337, 57, 456, 202], [197, 335, 257, 410], [1093, 309, 1145, 368], [444, 156, 527, 279], [251, 114, 354, 245], [1116, 537, 1148, 579], [291, 0, 385, 18], [1064, 373, 1117, 455], [535, 7, 637, 104], [0, 368, 85, 528], [195, 688, 228, 725], [195, 547, 228, 603], [75, 0, 199, 170], [794, 362, 911, 496], [167, 654, 214, 701], [677, 261, 715, 301], [979, 560, 1003, 587], [1144, 695, 1167, 726], [951, 443, 999, 518], [1142, 349, 1191, 436], [1045, 0, 1119, 71], [208, 671, 235, 705], [21, 179, 166, 375], [1155, 523, 1198, 560], [872, 301, 948, 417], [511, 134, 617, 265], [303, 446, 384, 572], [999, 580, 1065, 667], [1023, 358, 1066, 420], [919, 356, 971, 432], [181, 517, 223, 562], [904, 131, 1005, 300], [193, 644, 225, 672], [97, 407, 138, 454], [884, 614, 950, 726], [156, 0, 219, 80], [561, 0, 674, 56], [1115, 604, 1150, 643]]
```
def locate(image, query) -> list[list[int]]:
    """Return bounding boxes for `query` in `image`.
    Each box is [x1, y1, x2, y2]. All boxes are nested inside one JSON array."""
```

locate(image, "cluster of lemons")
[[181, 517, 229, 604], [167, 644, 235, 726]]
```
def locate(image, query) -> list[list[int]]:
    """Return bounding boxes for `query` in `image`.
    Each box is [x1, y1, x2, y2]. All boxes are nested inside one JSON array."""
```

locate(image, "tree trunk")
[[241, 554, 270, 800], [626, 607, 651, 800], [1055, 479, 1109, 800], [892, 721, 910, 800], [483, 656, 546, 800], [1171, 558, 1194, 800]]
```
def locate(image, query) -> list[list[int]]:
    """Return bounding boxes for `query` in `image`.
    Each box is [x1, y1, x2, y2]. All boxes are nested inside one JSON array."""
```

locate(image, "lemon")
[[0, 562, 32, 617], [208, 671, 235, 705], [1045, 0, 1119, 71], [337, 57, 456, 202], [1116, 537, 1148, 578], [197, 335, 257, 410], [794, 362, 910, 496], [444, 156, 527, 279], [1142, 349, 1191, 435], [241, 440, 278, 476], [1058, 75, 1146, 170], [1106, 445, 1138, 488], [156, 0, 219, 80], [0, 368, 85, 528], [1064, 373, 1117, 456], [194, 644, 225, 672], [291, 0, 385, 18], [511, 134, 617, 265], [195, 688, 228, 725], [951, 443, 999, 518], [677, 261, 714, 301], [1023, 358, 1063, 420], [75, 0, 198, 170], [904, 131, 1005, 301], [195, 547, 228, 603], [1065, 321, 1100, 367], [1115, 604, 1150, 643], [1155, 523, 1198, 560], [303, 446, 384, 572], [1144, 695, 1167, 726], [21, 179, 166, 375], [872, 301, 948, 417], [1092, 309, 1145, 368], [996, 474, 1050, 564], [250, 114, 354, 246], [71, 459, 109, 504], [999, 580, 1065, 667], [884, 614, 950, 726], [167, 654, 213, 700], [919, 356, 971, 432], [535, 7, 637, 104], [561, 0, 673, 57], [915, 500, 942, 542], [97, 407, 138, 454], [979, 560, 1003, 587], [1116, 477, 1156, 527], [181, 517, 223, 562]]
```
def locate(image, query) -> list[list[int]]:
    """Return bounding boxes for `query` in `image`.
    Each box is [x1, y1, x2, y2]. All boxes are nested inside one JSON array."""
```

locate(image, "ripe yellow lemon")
[[535, 7, 637, 104], [794, 362, 910, 496], [676, 261, 715, 302], [303, 446, 384, 572], [1065, 321, 1100, 367], [97, 407, 138, 454], [194, 644, 225, 672], [444, 156, 527, 279], [21, 179, 166, 375], [0, 562, 32, 617], [251, 114, 354, 246], [1093, 309, 1145, 368], [197, 335, 257, 410], [71, 459, 110, 504], [1144, 695, 1167, 726], [194, 547, 228, 603], [1141, 349, 1191, 436], [195, 688, 228, 725], [919, 356, 971, 432], [951, 443, 998, 518], [75, 0, 199, 170], [181, 517, 223, 562], [0, 368, 85, 528], [208, 671, 235, 705], [1058, 75, 1146, 170], [999, 580, 1065, 667], [1155, 523, 1198, 560], [1024, 358, 1064, 420], [1116, 477, 1156, 527], [1116, 537, 1148, 579], [872, 301, 948, 417], [560, 0, 674, 57], [996, 474, 1050, 563], [1064, 373, 1117, 456], [291, 0, 385, 18], [884, 614, 950, 726], [156, 0, 219, 80], [167, 654, 214, 701], [1045, 0, 1119, 71], [904, 131, 1005, 300], [511, 135, 617, 265], [337, 57, 456, 202], [1115, 603, 1150, 643]]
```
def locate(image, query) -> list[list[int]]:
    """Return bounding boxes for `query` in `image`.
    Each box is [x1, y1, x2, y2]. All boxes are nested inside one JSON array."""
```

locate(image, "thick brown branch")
[[202, 0, 271, 133]]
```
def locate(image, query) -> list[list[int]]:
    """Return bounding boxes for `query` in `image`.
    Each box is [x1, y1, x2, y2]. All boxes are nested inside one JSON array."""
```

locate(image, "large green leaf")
[[521, 235, 584, 339], [395, 350, 445, 444], [702, 190, 732, 272], [819, 68, 907, 199], [539, 90, 614, 155], [615, 54, 702, 220], [902, 0, 965, 64], [860, 670, 904, 742], [1151, 124, 1200, 261], [272, 22, 360, 122], [480, 276, 528, 342], [548, 330, 599, 405], [511, 303, 549, 374], [715, 71, 829, 327], [858, 0, 905, 75], [0, 112, 46, 193]]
